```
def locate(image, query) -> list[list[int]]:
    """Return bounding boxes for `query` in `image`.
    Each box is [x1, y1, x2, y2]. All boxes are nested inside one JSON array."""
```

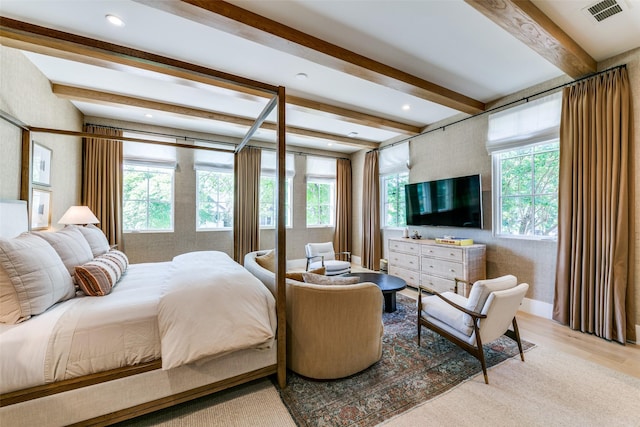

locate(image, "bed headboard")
[[0, 199, 29, 239]]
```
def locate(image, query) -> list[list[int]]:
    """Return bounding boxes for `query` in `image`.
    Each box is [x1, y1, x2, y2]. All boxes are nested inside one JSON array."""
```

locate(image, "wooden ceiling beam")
[[133, 0, 485, 115], [1, 17, 416, 136], [465, 0, 596, 79], [52, 84, 379, 149]]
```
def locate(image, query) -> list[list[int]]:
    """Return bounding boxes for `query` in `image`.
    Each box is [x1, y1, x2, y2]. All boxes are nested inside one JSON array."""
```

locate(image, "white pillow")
[[0, 233, 75, 324], [34, 227, 94, 277], [77, 224, 110, 257], [464, 275, 517, 326]]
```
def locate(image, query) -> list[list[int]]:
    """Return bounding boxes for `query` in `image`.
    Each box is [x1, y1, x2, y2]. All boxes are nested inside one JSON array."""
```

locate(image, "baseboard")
[[636, 325, 640, 344], [520, 297, 553, 319]]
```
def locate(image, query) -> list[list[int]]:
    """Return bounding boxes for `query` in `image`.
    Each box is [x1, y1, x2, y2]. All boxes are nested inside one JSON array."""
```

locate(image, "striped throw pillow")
[[75, 252, 127, 296]]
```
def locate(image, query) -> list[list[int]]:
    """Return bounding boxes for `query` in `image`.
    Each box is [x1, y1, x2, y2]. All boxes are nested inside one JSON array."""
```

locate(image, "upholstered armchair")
[[305, 242, 351, 276], [417, 275, 528, 384], [244, 250, 383, 379]]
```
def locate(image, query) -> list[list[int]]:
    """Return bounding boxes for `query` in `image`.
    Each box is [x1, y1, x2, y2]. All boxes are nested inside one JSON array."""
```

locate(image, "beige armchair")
[[245, 250, 383, 379], [418, 275, 528, 384]]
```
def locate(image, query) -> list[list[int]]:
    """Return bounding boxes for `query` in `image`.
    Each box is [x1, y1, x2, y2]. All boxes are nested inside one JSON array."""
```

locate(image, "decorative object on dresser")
[[388, 238, 486, 296]]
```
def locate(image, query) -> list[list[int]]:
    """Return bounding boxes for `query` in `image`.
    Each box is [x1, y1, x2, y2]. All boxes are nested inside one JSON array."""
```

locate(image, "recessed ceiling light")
[[106, 14, 125, 27], [402, 104, 411, 111], [295, 73, 308, 80], [347, 132, 358, 138], [144, 113, 153, 118], [328, 142, 333, 147]]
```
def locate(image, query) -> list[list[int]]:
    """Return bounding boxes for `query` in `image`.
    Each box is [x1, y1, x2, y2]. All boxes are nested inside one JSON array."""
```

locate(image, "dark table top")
[[345, 272, 407, 293]]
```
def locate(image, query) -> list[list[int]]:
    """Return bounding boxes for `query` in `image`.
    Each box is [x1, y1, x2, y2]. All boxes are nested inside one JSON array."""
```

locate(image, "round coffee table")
[[344, 272, 407, 312]]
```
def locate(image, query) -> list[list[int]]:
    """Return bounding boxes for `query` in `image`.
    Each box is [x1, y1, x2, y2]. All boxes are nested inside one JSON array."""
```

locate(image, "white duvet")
[[0, 251, 276, 394], [158, 251, 275, 370]]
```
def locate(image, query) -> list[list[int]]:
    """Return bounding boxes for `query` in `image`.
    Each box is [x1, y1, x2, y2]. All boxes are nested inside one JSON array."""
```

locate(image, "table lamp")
[[58, 206, 100, 226]]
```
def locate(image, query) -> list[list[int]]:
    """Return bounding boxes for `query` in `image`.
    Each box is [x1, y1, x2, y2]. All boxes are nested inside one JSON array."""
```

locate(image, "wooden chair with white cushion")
[[305, 242, 351, 276], [417, 275, 528, 384]]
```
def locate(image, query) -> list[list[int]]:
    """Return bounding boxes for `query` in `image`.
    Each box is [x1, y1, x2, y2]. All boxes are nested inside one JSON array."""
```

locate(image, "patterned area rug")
[[278, 293, 534, 426]]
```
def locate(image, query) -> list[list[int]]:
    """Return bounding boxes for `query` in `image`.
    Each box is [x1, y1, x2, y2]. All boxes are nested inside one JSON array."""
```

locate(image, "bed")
[[0, 200, 281, 426]]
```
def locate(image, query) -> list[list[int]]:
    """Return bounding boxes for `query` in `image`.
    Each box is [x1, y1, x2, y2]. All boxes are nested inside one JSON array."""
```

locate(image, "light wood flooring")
[[400, 287, 640, 379]]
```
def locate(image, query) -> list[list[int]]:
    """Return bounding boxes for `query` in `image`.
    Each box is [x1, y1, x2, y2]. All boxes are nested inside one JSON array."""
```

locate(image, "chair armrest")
[[434, 292, 487, 320], [335, 251, 351, 261], [305, 254, 325, 270], [418, 285, 486, 321], [454, 277, 470, 295]]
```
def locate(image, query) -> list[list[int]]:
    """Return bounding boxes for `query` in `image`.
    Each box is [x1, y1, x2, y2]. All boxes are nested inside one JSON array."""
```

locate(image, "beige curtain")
[[82, 125, 123, 248], [334, 158, 352, 256], [234, 146, 261, 264], [362, 150, 381, 270], [553, 67, 632, 344]]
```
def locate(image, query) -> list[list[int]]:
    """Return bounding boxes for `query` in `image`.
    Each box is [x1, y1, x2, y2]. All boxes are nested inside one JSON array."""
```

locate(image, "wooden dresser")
[[388, 238, 486, 295]]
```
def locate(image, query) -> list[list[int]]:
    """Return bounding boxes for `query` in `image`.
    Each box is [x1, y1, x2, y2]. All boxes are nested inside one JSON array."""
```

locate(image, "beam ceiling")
[[133, 0, 486, 115], [52, 85, 379, 149], [0, 17, 416, 137], [465, 0, 596, 79]]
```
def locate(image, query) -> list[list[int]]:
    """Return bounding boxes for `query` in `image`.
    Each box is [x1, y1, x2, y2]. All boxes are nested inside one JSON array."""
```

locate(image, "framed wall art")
[[31, 188, 52, 230], [32, 142, 52, 186]]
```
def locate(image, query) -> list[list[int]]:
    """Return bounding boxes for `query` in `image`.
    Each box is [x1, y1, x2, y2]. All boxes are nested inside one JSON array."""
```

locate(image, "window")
[[487, 92, 561, 239], [260, 152, 294, 228], [122, 136, 176, 232], [306, 156, 336, 227], [382, 172, 408, 228], [494, 142, 559, 237], [194, 146, 234, 230], [197, 170, 233, 229], [379, 142, 410, 228], [123, 163, 174, 232]]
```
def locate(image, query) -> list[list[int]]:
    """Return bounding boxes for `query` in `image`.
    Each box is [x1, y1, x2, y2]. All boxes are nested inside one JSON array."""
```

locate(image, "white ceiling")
[[1, 0, 638, 154]]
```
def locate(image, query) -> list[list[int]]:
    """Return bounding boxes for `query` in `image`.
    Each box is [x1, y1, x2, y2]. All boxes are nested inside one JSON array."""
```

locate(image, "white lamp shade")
[[58, 206, 100, 225]]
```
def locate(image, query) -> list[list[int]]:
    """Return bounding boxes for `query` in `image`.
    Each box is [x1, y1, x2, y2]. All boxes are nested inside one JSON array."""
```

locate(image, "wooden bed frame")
[[0, 16, 289, 426]]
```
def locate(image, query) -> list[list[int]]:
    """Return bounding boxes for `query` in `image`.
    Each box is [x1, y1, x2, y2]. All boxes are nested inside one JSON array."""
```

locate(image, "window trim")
[[122, 161, 175, 233], [195, 168, 234, 231], [306, 178, 335, 228], [492, 139, 559, 241], [259, 175, 293, 229], [380, 171, 408, 229]]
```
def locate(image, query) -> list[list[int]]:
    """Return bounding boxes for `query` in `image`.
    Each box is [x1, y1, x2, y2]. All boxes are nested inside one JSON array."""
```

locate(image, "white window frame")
[[306, 178, 335, 228], [195, 168, 234, 231], [492, 140, 559, 240], [259, 152, 294, 229], [122, 161, 175, 233], [381, 172, 408, 229]]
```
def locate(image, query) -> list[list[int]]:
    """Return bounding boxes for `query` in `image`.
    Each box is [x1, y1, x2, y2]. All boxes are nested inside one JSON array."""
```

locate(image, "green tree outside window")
[[123, 164, 173, 231]]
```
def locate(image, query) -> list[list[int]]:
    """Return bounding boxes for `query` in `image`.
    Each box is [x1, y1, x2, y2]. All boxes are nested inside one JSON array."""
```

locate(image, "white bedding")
[[0, 252, 276, 394]]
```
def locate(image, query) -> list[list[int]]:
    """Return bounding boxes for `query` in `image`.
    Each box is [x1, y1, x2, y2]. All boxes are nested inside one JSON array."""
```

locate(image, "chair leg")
[[417, 322, 421, 346], [512, 317, 525, 362], [473, 325, 489, 384]]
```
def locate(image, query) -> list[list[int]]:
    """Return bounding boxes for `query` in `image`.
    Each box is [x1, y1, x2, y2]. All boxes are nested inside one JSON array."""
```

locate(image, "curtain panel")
[[334, 158, 352, 257], [233, 147, 261, 264], [362, 151, 381, 270], [82, 125, 123, 248], [553, 67, 633, 344]]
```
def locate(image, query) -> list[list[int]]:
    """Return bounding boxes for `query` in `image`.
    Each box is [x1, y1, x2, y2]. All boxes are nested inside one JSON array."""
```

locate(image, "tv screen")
[[405, 174, 482, 228]]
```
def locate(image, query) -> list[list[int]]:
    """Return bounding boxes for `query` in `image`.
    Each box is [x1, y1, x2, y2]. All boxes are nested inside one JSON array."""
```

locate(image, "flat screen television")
[[405, 174, 482, 228]]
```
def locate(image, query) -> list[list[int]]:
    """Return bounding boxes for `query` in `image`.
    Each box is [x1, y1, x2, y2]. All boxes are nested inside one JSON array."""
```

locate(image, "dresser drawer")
[[388, 252, 419, 271], [420, 274, 457, 294], [389, 266, 419, 287], [421, 257, 464, 279], [389, 240, 420, 255], [421, 245, 463, 262]]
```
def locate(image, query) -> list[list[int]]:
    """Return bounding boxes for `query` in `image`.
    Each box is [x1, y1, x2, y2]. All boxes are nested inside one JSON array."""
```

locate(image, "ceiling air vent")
[[584, 0, 624, 22]]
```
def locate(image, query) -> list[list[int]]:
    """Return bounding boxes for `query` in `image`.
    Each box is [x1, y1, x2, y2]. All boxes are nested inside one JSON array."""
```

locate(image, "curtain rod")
[[375, 64, 627, 152], [85, 123, 350, 161]]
